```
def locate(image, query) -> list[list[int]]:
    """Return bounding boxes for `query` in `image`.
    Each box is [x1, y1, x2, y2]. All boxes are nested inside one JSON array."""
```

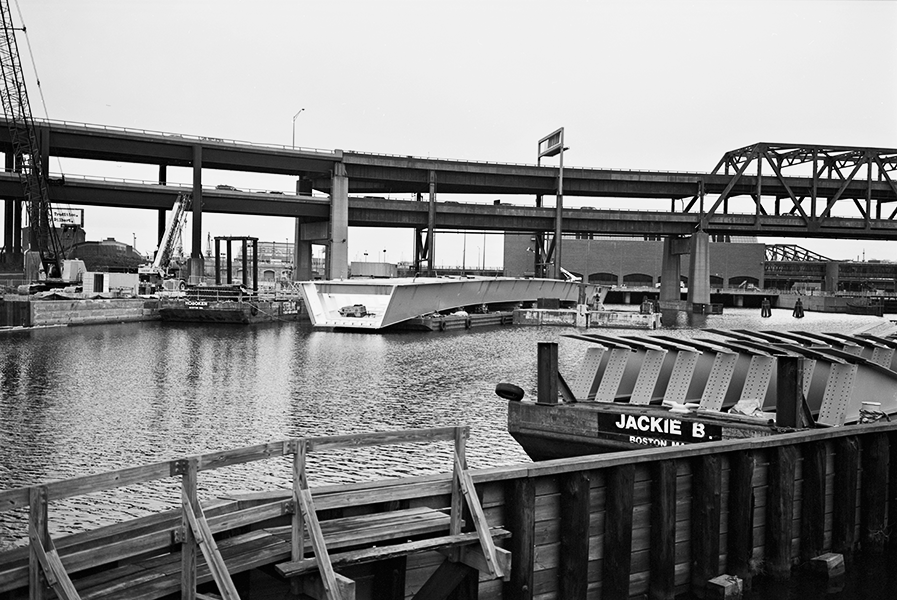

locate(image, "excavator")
[[0, 0, 85, 290], [138, 192, 190, 293]]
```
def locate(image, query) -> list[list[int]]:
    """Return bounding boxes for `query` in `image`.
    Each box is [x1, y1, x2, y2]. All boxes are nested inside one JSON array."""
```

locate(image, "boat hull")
[[508, 400, 777, 460], [159, 299, 303, 324]]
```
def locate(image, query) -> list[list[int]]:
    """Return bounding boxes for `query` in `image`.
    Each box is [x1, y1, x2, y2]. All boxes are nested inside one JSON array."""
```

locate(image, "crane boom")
[[0, 1, 64, 277], [153, 192, 191, 271]]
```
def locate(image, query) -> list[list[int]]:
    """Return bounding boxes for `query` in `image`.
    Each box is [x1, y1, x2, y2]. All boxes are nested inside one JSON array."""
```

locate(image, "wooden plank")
[[726, 449, 754, 582], [181, 458, 198, 600], [504, 477, 535, 600], [602, 464, 635, 600], [29, 485, 48, 600], [296, 487, 340, 600], [649, 460, 677, 600], [766, 445, 797, 580], [27, 528, 82, 600], [832, 436, 859, 557], [182, 500, 240, 600], [860, 432, 889, 553], [690, 454, 721, 597], [799, 441, 827, 563], [305, 426, 465, 453], [454, 459, 502, 579], [558, 471, 590, 600], [276, 530, 510, 577], [197, 441, 291, 472]]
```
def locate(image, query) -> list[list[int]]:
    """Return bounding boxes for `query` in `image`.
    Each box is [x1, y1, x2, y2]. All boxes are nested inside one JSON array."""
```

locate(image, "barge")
[[159, 284, 303, 324], [504, 327, 897, 460]]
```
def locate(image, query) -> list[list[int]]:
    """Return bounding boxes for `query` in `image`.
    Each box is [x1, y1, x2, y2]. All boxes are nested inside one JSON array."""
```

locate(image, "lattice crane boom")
[[0, 1, 64, 277]]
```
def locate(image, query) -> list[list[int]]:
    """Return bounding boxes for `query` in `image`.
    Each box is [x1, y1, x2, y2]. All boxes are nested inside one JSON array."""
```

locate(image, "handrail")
[[0, 426, 475, 600]]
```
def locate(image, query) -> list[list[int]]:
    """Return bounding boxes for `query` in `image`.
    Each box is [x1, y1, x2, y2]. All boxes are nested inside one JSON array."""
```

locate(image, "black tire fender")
[[495, 382, 525, 401]]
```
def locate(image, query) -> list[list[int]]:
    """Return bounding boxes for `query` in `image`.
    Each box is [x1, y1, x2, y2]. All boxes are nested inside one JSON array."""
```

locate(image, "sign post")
[[538, 128, 565, 280]]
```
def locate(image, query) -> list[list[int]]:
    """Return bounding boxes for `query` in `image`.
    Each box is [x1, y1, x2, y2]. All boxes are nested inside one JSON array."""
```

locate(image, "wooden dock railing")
[[4, 421, 897, 599], [0, 426, 509, 600]]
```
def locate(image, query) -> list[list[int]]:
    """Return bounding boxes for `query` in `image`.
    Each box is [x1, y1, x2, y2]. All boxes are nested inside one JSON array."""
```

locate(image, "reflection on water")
[[1, 307, 893, 548]]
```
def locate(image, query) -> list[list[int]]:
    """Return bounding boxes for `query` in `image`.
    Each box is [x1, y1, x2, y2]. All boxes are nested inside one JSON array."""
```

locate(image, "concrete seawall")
[[2, 297, 161, 328]]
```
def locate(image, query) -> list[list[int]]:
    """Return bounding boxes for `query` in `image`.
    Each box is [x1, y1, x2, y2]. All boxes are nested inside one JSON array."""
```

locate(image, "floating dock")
[[298, 277, 599, 330], [3, 423, 897, 599]]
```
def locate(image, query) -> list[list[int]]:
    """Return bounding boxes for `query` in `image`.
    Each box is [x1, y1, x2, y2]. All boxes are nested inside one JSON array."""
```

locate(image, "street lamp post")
[[537, 128, 567, 279], [292, 108, 305, 149]]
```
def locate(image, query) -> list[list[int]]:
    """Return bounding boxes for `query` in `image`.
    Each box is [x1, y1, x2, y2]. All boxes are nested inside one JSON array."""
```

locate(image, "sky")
[[3, 0, 897, 266]]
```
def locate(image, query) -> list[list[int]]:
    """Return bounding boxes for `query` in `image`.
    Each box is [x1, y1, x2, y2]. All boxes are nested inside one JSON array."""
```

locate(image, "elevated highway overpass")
[[2, 171, 895, 241], [1, 118, 895, 308]]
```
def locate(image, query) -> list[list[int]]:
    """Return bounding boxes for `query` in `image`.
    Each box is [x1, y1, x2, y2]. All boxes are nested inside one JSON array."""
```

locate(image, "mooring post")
[[537, 342, 559, 405], [775, 355, 803, 428]]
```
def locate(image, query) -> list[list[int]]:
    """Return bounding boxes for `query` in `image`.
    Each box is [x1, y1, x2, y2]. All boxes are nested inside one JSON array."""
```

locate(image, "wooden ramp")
[[0, 427, 510, 600]]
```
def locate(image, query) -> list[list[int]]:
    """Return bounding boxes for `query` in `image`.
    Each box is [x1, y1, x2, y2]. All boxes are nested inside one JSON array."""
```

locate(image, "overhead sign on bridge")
[[538, 127, 565, 158]]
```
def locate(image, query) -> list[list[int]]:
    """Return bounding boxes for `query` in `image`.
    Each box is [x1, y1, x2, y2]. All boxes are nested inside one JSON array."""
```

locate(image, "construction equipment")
[[138, 192, 190, 293], [0, 1, 76, 285]]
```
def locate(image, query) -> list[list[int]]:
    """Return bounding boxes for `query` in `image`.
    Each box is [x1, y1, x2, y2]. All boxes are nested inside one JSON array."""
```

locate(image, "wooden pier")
[[3, 422, 897, 599]]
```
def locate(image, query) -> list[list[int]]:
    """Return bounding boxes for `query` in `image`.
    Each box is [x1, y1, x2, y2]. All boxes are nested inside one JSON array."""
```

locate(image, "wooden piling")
[[691, 454, 722, 597], [832, 436, 859, 558], [537, 342, 559, 405], [766, 445, 797, 579], [727, 450, 755, 583], [504, 477, 535, 600], [799, 441, 827, 563], [603, 464, 635, 600], [860, 432, 888, 553], [649, 460, 677, 600], [888, 431, 897, 549], [559, 471, 591, 600]]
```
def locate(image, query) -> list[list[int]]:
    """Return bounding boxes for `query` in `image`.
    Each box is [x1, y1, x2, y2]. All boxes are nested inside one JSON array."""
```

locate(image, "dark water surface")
[[1, 307, 893, 554]]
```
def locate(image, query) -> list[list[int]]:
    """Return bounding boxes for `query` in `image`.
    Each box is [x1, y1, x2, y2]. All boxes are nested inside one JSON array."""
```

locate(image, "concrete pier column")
[[687, 231, 711, 308], [329, 162, 349, 280], [294, 240, 313, 281], [427, 171, 437, 275], [157, 165, 167, 247], [660, 236, 684, 307], [188, 145, 205, 283]]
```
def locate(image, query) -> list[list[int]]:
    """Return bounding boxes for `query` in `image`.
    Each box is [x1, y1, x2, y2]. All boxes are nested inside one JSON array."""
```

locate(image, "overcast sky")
[[5, 0, 897, 265]]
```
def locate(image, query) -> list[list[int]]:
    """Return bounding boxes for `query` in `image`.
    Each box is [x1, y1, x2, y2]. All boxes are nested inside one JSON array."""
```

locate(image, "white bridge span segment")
[[299, 277, 599, 330]]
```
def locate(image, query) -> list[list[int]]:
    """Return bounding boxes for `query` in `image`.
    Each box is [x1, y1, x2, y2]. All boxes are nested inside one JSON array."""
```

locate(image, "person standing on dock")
[[793, 298, 804, 318], [761, 297, 771, 318]]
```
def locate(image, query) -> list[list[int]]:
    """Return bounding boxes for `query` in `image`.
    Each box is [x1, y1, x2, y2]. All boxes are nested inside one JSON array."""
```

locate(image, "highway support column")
[[188, 145, 204, 284], [292, 178, 315, 282], [659, 236, 686, 310], [687, 231, 711, 310], [157, 165, 167, 247], [329, 163, 349, 280]]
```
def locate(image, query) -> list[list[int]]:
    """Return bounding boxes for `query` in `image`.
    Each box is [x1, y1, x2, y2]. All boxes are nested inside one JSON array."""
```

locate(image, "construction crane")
[[0, 1, 70, 283], [138, 192, 191, 292]]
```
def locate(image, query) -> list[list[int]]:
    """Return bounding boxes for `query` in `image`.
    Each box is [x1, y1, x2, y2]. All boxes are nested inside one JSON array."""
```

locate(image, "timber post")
[[727, 450, 755, 585], [537, 342, 559, 405], [603, 464, 635, 600]]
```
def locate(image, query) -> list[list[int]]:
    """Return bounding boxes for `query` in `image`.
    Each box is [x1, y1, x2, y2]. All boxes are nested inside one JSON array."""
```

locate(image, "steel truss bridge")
[[1, 119, 896, 276]]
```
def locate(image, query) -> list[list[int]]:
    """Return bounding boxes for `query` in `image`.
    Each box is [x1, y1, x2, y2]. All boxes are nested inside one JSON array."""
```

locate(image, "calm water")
[[1, 307, 893, 551]]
